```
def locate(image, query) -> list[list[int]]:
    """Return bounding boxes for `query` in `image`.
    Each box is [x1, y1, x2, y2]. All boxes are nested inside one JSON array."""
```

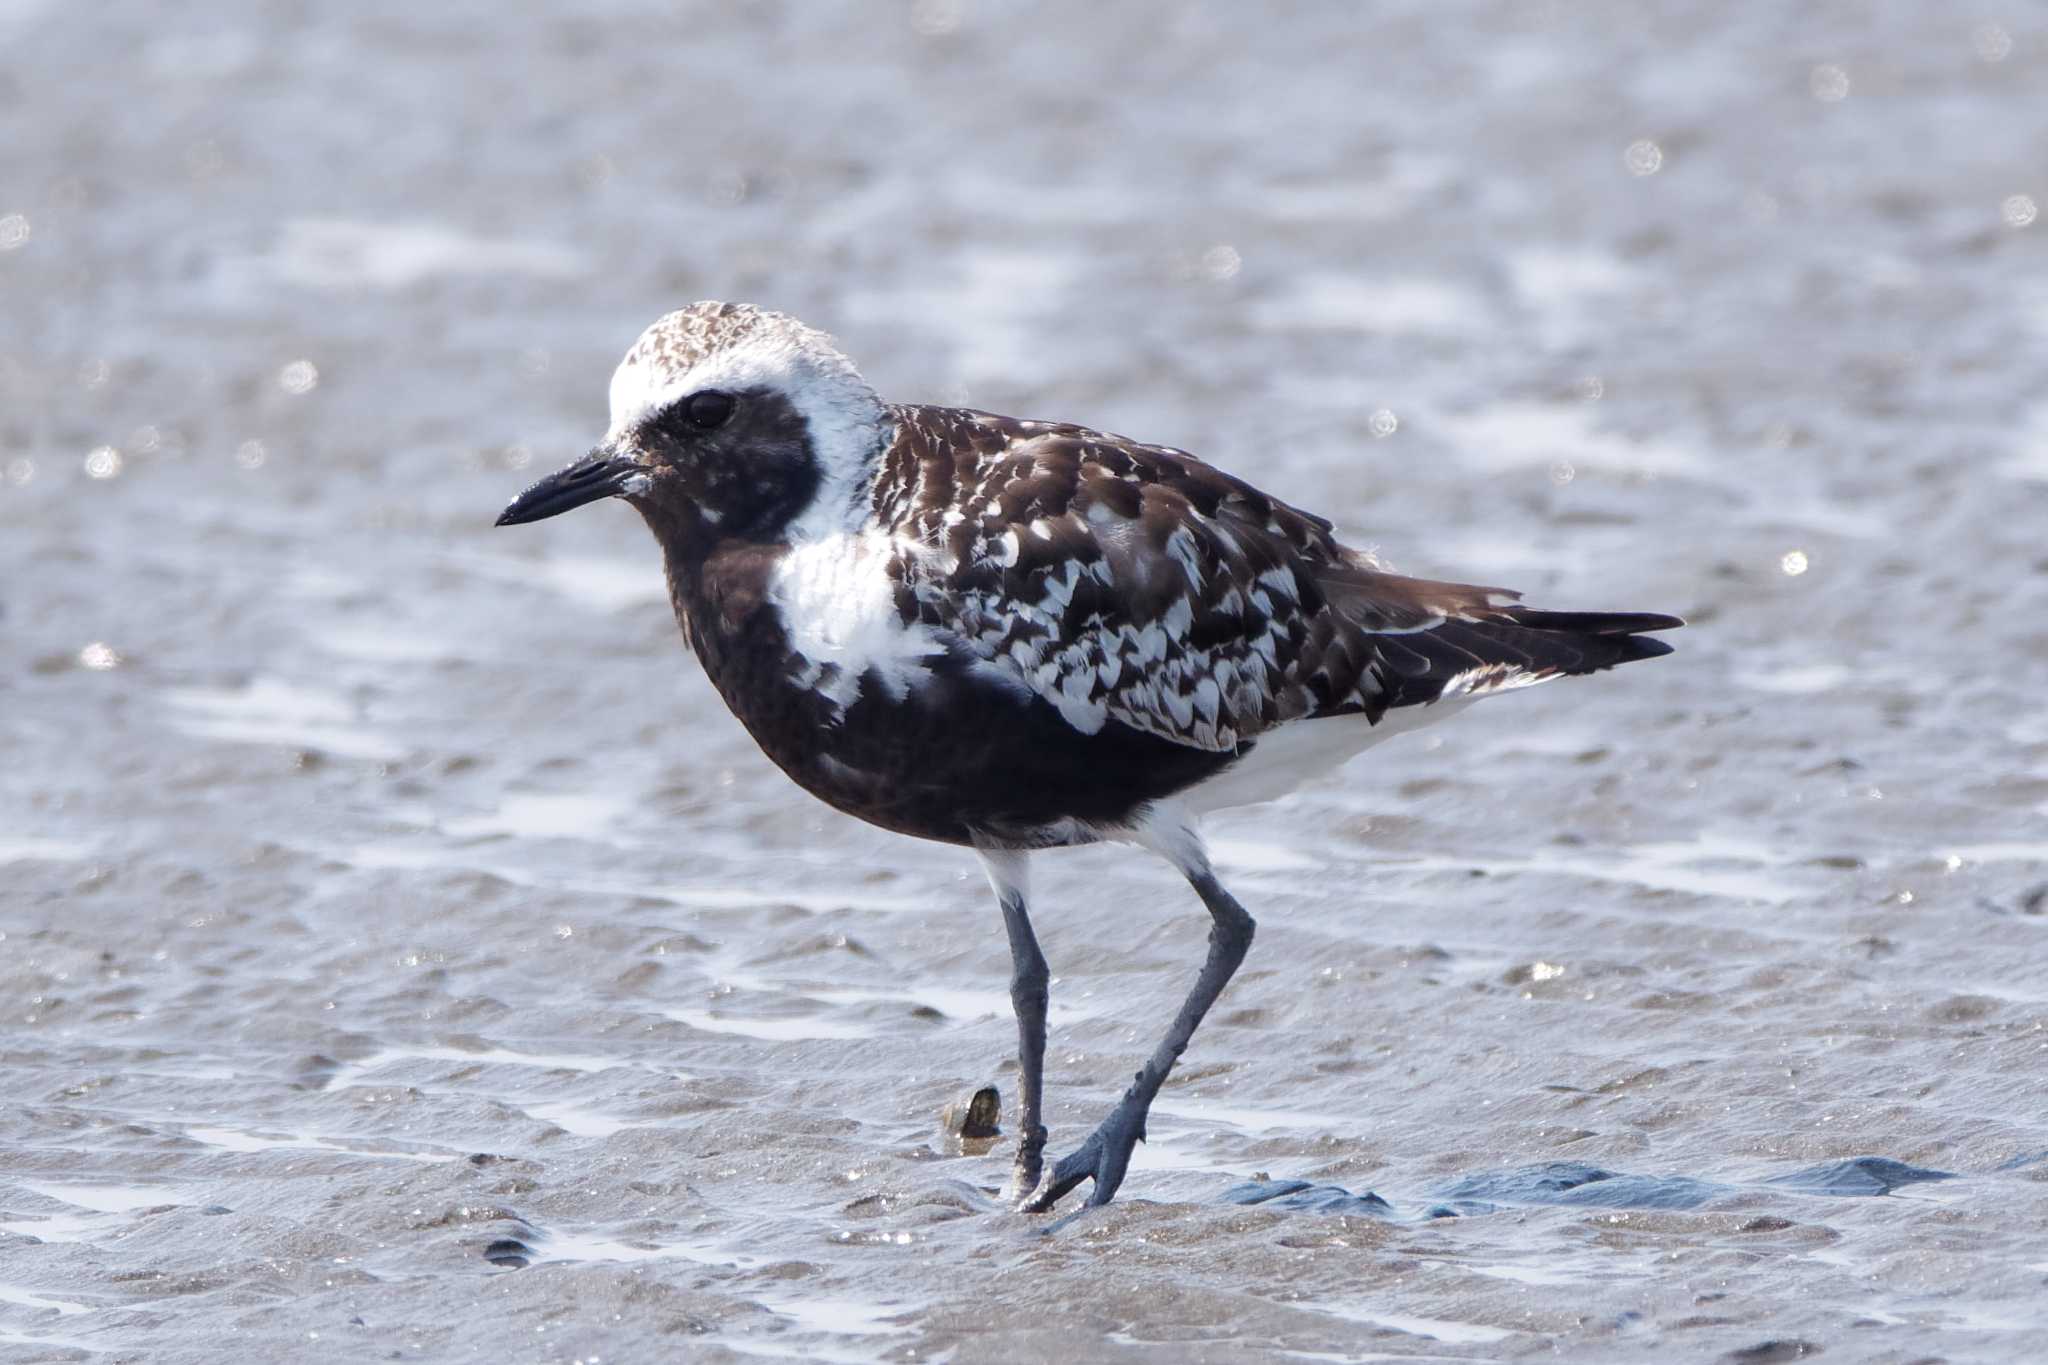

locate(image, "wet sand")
[[4, 2, 2048, 1361]]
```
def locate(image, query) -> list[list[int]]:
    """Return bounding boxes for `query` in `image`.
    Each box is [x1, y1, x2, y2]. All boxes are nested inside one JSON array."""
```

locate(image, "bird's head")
[[495, 301, 890, 548]]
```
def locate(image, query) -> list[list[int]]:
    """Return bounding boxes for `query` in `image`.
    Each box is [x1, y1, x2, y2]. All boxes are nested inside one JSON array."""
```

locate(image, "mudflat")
[[3, 4, 2045, 1361]]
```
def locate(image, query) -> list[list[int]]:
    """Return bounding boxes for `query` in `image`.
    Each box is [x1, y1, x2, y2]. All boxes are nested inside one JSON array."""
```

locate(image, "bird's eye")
[[683, 390, 735, 431]]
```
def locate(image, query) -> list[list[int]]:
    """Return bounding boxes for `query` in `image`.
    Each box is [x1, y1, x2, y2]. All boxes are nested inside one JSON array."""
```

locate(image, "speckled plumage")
[[867, 404, 1674, 757], [496, 301, 1682, 1213], [505, 301, 1679, 850]]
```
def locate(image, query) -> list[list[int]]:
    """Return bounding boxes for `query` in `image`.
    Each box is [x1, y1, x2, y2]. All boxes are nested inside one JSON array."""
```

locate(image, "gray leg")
[[1023, 867, 1256, 1213], [999, 887, 1050, 1201], [976, 848, 1048, 1203]]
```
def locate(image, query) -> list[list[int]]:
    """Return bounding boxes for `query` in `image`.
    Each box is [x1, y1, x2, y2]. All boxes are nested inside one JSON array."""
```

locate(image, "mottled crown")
[[606, 301, 881, 440]]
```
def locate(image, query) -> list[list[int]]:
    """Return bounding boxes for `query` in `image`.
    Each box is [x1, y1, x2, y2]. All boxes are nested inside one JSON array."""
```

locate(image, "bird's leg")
[[1024, 866, 1255, 1213], [976, 847, 1048, 1204], [999, 887, 1050, 1202]]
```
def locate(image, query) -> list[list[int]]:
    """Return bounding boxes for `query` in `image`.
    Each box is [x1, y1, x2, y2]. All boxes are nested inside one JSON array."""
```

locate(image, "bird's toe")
[[1018, 1110, 1144, 1213]]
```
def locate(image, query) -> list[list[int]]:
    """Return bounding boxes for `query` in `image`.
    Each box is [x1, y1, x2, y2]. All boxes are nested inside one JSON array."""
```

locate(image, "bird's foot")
[[1001, 1127, 1047, 1206], [1018, 1098, 1147, 1213]]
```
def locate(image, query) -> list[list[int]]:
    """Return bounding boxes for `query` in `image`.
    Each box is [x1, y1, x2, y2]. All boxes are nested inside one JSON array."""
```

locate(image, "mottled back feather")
[[869, 406, 1678, 754]]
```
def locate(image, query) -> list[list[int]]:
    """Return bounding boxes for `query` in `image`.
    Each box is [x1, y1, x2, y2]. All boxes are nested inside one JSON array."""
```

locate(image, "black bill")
[[495, 452, 642, 526]]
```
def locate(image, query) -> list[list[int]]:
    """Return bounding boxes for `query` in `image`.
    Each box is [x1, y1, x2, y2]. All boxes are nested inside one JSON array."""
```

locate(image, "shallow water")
[[5, 2, 2048, 1361]]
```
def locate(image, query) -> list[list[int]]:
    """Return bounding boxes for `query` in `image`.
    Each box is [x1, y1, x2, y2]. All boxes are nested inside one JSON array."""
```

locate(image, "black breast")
[[671, 541, 1236, 848], [799, 644, 1240, 846]]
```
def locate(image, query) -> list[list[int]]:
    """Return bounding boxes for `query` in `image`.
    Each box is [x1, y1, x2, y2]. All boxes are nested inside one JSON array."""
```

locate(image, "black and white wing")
[[873, 406, 1679, 753]]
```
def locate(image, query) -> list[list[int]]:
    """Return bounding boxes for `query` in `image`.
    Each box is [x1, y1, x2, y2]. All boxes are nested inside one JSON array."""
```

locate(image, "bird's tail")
[[1491, 607, 1684, 665], [1309, 563, 1683, 713]]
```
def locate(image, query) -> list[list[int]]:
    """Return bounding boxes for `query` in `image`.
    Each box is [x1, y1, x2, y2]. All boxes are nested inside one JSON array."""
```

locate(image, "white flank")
[[768, 532, 946, 716], [1180, 701, 1477, 814]]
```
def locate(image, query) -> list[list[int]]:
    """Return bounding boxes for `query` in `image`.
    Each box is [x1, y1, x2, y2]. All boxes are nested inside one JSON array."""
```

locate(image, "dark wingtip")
[[1494, 606, 1683, 669], [1616, 632, 1677, 662], [1502, 608, 1685, 638]]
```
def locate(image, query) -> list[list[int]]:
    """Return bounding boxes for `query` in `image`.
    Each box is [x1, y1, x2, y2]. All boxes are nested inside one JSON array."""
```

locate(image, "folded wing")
[[878, 405, 1680, 753]]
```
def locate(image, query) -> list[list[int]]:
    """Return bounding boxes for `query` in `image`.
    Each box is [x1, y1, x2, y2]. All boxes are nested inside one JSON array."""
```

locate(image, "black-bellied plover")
[[496, 301, 1681, 1212]]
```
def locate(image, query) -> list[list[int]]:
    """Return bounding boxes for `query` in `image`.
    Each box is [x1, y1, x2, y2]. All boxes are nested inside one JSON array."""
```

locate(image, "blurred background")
[[5, 3, 2047, 1361]]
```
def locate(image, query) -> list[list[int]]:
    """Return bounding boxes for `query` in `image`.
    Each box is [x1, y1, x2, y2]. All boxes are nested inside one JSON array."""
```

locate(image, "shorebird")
[[497, 301, 1681, 1213]]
